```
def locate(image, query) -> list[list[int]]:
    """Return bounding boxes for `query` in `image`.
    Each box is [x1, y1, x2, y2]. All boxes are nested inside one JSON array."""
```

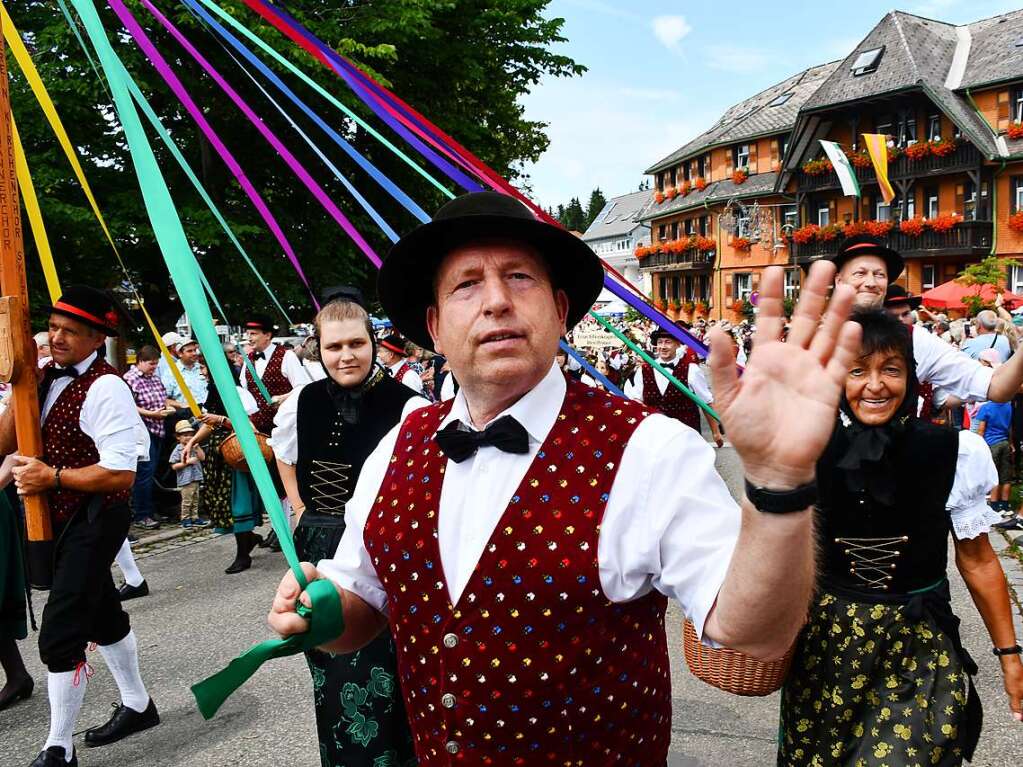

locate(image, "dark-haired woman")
[[271, 297, 427, 767], [779, 309, 1023, 766]]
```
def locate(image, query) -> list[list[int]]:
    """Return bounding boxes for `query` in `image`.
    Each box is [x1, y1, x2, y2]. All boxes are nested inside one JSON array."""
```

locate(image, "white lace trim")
[[950, 503, 1003, 540]]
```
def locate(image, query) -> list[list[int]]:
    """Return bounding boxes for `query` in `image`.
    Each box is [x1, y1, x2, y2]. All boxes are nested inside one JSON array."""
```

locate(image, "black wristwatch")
[[993, 644, 1022, 657], [54, 467, 62, 492], [744, 478, 817, 514]]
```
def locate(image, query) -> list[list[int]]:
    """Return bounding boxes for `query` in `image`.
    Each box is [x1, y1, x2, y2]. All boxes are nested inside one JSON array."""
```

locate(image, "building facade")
[[640, 9, 1023, 321], [581, 190, 652, 298]]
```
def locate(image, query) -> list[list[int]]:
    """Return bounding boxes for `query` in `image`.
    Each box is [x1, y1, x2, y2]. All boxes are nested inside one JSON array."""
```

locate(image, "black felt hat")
[[243, 313, 276, 334], [830, 234, 904, 280], [884, 284, 922, 310], [378, 333, 408, 356], [47, 285, 121, 336], [321, 285, 367, 309], [377, 192, 605, 351]]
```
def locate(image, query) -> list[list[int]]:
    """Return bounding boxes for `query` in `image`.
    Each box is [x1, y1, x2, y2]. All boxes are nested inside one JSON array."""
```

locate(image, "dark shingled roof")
[[797, 12, 1000, 159], [960, 10, 1023, 90], [635, 172, 781, 223], [580, 190, 651, 241], [643, 62, 839, 175]]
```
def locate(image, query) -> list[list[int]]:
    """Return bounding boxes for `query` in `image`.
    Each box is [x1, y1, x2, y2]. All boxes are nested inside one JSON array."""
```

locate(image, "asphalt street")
[[1, 440, 1022, 766]]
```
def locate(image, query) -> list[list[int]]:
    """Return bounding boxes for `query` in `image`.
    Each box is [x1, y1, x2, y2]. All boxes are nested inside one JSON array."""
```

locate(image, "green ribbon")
[[68, 0, 343, 717], [191, 578, 344, 718], [588, 311, 720, 422]]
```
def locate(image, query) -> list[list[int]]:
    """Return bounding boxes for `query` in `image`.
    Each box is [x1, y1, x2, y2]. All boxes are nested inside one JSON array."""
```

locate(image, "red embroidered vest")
[[248, 344, 292, 434], [641, 351, 700, 431], [41, 357, 132, 525], [391, 360, 412, 385], [364, 378, 672, 766]]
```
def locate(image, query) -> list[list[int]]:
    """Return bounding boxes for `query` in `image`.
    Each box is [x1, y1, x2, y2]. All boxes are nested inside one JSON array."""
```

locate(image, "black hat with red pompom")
[[47, 285, 122, 336]]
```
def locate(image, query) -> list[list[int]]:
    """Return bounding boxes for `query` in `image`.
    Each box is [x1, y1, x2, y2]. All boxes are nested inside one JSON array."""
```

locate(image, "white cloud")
[[652, 15, 692, 52], [704, 44, 771, 74]]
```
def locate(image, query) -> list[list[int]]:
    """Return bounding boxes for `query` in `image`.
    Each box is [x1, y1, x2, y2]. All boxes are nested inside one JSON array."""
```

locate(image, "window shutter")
[[998, 90, 1011, 131], [726, 148, 734, 177], [727, 276, 734, 299], [749, 143, 758, 172], [829, 199, 838, 223], [770, 139, 779, 171], [955, 183, 965, 215], [1012, 177, 1020, 214]]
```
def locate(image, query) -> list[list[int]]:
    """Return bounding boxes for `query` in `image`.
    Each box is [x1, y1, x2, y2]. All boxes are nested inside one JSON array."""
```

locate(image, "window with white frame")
[[926, 188, 939, 219], [737, 215, 751, 238], [927, 114, 941, 142], [1010, 264, 1023, 295], [894, 196, 915, 221], [734, 144, 750, 169], [781, 204, 799, 232], [784, 269, 800, 300], [876, 199, 891, 222], [1016, 90, 1023, 123], [818, 205, 830, 226], [922, 264, 937, 291], [899, 116, 917, 147], [1014, 177, 1023, 212], [734, 272, 753, 301]]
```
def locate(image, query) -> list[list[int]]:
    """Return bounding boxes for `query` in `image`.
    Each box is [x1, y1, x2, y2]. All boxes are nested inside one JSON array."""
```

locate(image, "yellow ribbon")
[[2, 3, 199, 416], [11, 117, 61, 303]]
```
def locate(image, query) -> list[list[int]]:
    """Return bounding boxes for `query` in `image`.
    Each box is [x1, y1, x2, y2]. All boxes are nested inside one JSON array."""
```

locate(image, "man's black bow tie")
[[44, 366, 79, 382], [435, 415, 529, 463], [252, 351, 265, 361]]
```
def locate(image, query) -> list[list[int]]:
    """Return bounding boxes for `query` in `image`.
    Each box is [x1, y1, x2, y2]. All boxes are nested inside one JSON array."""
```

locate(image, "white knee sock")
[[43, 668, 88, 760], [114, 539, 144, 588], [97, 630, 149, 712]]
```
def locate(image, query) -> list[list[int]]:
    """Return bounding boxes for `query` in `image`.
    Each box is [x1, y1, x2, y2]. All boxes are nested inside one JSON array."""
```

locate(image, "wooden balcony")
[[796, 142, 983, 192], [639, 249, 715, 271], [791, 220, 993, 265]]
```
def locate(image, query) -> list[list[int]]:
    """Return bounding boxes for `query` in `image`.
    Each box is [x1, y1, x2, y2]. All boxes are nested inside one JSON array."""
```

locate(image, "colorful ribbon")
[[10, 117, 61, 303], [117, 0, 382, 269], [68, 0, 339, 718], [2, 2, 200, 416], [558, 341, 624, 397], [181, 0, 430, 225]]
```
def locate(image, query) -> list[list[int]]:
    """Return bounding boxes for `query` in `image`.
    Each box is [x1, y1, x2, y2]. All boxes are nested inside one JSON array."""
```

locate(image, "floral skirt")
[[201, 429, 234, 531], [778, 584, 978, 767], [295, 520, 416, 767]]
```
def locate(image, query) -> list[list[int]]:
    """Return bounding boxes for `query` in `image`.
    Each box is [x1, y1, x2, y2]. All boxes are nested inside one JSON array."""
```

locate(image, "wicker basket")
[[682, 619, 793, 696], [219, 432, 273, 472]]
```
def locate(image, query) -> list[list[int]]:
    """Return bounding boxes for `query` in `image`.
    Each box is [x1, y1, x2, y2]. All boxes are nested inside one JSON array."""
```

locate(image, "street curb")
[[992, 530, 1023, 618]]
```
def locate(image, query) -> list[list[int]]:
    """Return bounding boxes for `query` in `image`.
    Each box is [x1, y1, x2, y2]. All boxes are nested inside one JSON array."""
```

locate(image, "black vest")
[[295, 375, 417, 527], [816, 418, 959, 594]]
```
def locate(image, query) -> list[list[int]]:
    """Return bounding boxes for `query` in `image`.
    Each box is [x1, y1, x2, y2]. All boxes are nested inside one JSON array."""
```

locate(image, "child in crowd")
[[974, 353, 1014, 515], [169, 420, 209, 528]]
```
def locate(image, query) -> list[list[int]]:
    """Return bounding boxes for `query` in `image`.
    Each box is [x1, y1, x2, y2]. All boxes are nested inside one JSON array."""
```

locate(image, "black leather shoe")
[[83, 699, 159, 747], [255, 531, 271, 548], [29, 746, 77, 766], [0, 675, 33, 710], [224, 556, 251, 574], [117, 580, 150, 601]]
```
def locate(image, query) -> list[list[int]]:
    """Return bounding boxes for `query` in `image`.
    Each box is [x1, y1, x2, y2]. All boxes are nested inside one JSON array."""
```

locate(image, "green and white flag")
[[819, 140, 861, 198]]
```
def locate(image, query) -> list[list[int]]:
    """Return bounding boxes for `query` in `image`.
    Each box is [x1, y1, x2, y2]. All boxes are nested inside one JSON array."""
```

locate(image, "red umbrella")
[[920, 280, 1023, 310]]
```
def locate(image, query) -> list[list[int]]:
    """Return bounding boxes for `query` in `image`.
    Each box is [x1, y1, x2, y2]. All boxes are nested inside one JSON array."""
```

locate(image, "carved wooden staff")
[[0, 32, 53, 588]]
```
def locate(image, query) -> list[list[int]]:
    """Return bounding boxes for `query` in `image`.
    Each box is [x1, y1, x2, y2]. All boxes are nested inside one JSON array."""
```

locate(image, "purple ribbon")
[[102, 0, 321, 306], [601, 277, 709, 359], [125, 0, 383, 272]]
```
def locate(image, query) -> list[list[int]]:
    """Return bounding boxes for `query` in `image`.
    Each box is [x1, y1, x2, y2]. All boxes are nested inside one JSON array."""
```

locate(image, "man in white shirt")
[[239, 314, 310, 436], [375, 333, 424, 393], [833, 235, 1023, 403], [156, 330, 181, 392], [163, 337, 208, 408], [268, 192, 862, 765], [0, 286, 158, 766]]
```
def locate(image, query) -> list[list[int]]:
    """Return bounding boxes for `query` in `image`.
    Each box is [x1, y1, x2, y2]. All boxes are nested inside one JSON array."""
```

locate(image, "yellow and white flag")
[[862, 133, 895, 204]]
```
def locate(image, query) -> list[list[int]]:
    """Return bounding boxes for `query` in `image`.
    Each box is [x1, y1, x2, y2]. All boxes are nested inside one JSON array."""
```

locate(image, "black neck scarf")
[[325, 366, 385, 425]]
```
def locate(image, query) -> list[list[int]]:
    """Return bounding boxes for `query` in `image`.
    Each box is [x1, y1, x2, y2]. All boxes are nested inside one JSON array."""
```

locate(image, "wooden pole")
[[0, 26, 53, 587]]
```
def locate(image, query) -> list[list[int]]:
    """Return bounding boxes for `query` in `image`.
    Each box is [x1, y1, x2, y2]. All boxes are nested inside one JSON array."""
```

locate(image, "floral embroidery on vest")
[[41, 358, 132, 524], [364, 378, 672, 766], [641, 354, 700, 431]]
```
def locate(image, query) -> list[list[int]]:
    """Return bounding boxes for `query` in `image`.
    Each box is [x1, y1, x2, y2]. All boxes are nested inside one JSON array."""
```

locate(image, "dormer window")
[[768, 92, 792, 107], [851, 46, 884, 76], [1015, 89, 1023, 122], [734, 144, 750, 169]]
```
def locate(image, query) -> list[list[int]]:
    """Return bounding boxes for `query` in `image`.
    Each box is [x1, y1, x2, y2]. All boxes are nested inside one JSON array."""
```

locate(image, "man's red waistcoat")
[[364, 377, 672, 766]]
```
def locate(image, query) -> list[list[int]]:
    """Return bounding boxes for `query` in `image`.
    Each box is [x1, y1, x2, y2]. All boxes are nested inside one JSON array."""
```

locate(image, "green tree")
[[956, 256, 1014, 316], [8, 0, 583, 338], [560, 197, 585, 231], [584, 187, 606, 228]]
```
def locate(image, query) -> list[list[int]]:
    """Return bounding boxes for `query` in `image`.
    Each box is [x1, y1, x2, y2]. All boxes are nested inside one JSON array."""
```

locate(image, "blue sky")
[[520, 0, 1023, 209]]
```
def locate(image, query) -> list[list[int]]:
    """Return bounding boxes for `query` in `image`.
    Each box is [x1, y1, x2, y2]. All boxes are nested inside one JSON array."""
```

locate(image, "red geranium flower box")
[[899, 217, 926, 237]]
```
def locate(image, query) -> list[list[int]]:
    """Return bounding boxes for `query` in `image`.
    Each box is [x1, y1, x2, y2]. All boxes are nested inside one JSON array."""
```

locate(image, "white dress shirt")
[[269, 382, 429, 466], [687, 364, 713, 405], [240, 342, 311, 389], [319, 364, 740, 638], [302, 358, 327, 382], [913, 326, 993, 403], [41, 351, 147, 471], [623, 350, 683, 400], [387, 359, 424, 394]]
